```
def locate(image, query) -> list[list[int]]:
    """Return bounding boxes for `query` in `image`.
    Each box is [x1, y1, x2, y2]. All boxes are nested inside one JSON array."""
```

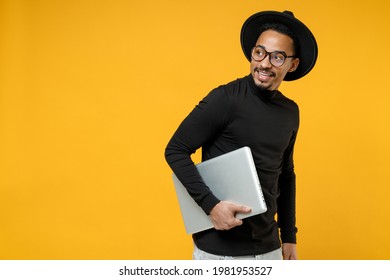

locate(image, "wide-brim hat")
[[240, 10, 318, 81]]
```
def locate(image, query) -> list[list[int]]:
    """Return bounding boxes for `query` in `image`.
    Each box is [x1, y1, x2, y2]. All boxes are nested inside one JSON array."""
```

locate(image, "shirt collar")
[[247, 74, 278, 101]]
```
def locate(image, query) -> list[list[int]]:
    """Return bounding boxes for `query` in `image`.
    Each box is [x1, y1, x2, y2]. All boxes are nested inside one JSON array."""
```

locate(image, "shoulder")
[[208, 76, 248, 99], [274, 91, 299, 111], [217, 76, 248, 91], [198, 76, 248, 116]]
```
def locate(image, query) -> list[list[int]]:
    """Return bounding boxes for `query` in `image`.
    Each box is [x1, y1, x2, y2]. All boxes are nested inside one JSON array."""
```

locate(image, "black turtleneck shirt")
[[165, 74, 299, 256]]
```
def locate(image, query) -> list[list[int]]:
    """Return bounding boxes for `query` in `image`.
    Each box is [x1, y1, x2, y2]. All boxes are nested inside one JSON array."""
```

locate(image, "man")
[[165, 11, 318, 260]]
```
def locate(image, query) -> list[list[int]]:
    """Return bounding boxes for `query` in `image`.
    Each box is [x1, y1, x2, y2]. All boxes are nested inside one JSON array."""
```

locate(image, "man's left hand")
[[282, 243, 297, 260]]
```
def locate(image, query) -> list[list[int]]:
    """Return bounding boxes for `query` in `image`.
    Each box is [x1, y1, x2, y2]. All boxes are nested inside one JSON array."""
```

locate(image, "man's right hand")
[[209, 201, 251, 230]]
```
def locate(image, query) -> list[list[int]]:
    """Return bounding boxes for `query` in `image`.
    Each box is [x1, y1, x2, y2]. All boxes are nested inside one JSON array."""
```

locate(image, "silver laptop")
[[172, 146, 267, 234]]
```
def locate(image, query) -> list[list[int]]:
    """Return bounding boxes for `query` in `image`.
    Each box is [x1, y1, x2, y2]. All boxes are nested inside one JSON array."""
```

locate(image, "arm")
[[164, 89, 229, 213], [165, 89, 250, 228], [277, 130, 299, 258]]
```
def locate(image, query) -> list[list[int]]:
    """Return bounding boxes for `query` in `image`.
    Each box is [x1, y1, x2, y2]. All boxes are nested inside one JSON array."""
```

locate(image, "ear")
[[288, 58, 300, 72]]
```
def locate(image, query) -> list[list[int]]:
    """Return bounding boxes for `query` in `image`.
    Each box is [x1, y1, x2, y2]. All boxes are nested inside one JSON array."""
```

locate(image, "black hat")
[[240, 10, 318, 81]]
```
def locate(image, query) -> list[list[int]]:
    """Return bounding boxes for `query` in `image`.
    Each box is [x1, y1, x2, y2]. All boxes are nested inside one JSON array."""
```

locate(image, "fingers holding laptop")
[[209, 201, 251, 230]]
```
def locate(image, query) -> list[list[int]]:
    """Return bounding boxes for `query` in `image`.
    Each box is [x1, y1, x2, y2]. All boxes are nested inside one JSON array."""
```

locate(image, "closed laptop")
[[172, 146, 267, 234]]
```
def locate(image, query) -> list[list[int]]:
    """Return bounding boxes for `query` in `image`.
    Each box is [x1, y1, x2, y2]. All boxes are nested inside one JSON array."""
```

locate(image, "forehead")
[[255, 29, 295, 53]]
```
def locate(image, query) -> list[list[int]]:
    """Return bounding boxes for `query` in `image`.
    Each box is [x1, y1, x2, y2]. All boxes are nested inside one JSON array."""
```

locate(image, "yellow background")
[[1, 0, 390, 260]]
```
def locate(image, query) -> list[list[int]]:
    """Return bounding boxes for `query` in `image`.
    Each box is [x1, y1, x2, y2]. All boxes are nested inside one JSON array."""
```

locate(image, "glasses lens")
[[252, 46, 266, 61], [270, 53, 286, 67]]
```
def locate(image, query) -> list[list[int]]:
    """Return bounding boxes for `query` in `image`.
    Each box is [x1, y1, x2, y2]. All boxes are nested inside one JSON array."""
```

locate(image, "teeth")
[[256, 69, 273, 76]]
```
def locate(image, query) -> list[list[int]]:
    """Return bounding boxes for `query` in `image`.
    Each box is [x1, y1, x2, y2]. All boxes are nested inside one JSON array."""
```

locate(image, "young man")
[[165, 11, 318, 260]]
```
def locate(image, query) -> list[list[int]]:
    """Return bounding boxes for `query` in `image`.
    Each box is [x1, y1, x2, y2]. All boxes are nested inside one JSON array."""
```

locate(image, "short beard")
[[256, 82, 271, 91], [252, 67, 275, 91]]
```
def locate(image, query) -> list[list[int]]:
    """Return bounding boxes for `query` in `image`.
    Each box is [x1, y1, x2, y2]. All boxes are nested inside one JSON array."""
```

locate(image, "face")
[[250, 30, 300, 91]]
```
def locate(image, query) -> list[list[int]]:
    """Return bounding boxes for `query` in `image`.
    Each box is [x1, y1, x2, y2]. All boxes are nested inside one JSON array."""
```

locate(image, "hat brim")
[[241, 11, 318, 81]]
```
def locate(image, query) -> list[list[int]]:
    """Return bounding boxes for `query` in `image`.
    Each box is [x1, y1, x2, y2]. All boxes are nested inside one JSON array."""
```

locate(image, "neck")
[[247, 74, 278, 100]]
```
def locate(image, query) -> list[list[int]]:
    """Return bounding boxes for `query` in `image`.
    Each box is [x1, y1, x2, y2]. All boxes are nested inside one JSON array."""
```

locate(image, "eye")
[[255, 48, 264, 56], [271, 52, 285, 62]]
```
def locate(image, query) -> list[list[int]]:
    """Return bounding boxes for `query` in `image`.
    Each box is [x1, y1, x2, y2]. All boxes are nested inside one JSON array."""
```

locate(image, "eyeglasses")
[[251, 45, 296, 67]]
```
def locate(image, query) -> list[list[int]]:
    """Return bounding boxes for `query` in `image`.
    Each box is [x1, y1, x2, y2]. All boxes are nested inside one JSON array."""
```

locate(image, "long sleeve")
[[277, 129, 298, 244], [165, 88, 232, 214]]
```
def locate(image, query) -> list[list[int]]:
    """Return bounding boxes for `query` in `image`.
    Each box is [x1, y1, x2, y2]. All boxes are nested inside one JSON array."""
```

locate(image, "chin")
[[255, 80, 273, 91]]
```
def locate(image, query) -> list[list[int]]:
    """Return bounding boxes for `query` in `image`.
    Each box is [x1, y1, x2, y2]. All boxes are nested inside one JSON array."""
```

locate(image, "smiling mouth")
[[254, 68, 275, 83], [255, 68, 274, 77]]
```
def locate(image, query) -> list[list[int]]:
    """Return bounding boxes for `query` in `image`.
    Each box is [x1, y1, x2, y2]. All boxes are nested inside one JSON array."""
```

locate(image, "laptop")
[[172, 146, 267, 234]]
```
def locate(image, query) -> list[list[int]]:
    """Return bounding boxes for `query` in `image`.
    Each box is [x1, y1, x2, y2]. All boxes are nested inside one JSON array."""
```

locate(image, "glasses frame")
[[251, 45, 296, 67]]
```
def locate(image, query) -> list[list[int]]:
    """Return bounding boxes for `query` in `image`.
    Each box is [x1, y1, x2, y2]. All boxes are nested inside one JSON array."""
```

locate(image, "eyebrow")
[[257, 45, 288, 56]]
